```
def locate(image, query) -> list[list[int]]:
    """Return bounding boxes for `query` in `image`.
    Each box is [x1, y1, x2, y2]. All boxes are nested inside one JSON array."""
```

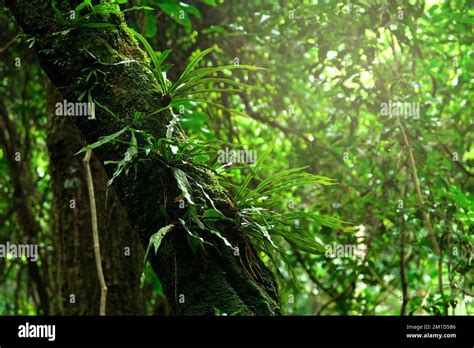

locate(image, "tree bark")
[[47, 85, 145, 315], [6, 0, 280, 315]]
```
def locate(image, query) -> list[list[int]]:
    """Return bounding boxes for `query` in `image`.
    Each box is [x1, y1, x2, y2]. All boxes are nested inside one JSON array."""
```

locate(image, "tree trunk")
[[0, 101, 51, 314], [46, 85, 145, 315], [6, 0, 280, 315]]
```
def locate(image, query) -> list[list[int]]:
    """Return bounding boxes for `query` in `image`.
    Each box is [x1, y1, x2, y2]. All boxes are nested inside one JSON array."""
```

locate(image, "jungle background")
[[0, 0, 472, 316]]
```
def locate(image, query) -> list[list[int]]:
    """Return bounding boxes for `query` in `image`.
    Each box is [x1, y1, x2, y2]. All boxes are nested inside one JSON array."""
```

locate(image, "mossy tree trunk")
[[47, 85, 145, 315], [6, 0, 280, 315]]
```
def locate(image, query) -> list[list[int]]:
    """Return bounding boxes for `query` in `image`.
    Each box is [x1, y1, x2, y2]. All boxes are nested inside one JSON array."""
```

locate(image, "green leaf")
[[209, 228, 233, 248], [140, 262, 165, 298], [193, 154, 210, 163], [203, 208, 225, 220], [51, 0, 65, 23], [254, 221, 277, 248], [144, 224, 174, 263], [157, 2, 194, 31], [123, 6, 154, 13], [179, 218, 206, 253], [144, 10, 157, 37], [189, 204, 205, 230], [186, 233, 202, 254], [201, 0, 217, 6], [177, 48, 215, 86], [283, 234, 325, 255], [172, 168, 194, 205], [132, 29, 167, 93], [75, 0, 92, 14], [203, 25, 227, 34], [76, 127, 127, 154], [127, 131, 138, 159], [158, 49, 172, 65]]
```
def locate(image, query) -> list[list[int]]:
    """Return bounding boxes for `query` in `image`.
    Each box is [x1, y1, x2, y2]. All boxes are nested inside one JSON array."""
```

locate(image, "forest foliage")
[[0, 0, 472, 315]]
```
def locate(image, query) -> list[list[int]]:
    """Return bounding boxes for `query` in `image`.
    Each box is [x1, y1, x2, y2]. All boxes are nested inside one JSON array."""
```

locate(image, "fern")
[[216, 145, 348, 266], [74, 27, 341, 270], [131, 29, 262, 115]]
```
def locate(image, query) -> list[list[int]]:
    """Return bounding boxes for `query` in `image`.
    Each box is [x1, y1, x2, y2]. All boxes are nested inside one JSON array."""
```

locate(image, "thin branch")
[[239, 92, 312, 142], [317, 282, 353, 315], [438, 246, 448, 315], [438, 232, 449, 315], [292, 248, 336, 298], [400, 217, 408, 315], [0, 34, 18, 53], [397, 116, 440, 255], [83, 150, 107, 315]]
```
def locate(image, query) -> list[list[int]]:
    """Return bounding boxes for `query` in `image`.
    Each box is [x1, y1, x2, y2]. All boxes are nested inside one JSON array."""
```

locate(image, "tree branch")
[[397, 116, 440, 255], [83, 150, 107, 315]]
